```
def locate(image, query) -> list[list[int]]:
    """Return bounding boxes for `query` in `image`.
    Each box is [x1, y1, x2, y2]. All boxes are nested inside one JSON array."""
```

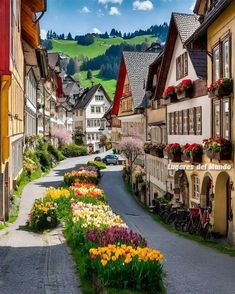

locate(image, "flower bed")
[[29, 169, 165, 293], [64, 167, 99, 186]]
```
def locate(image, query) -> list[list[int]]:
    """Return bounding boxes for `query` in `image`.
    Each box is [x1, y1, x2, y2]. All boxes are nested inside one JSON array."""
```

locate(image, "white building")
[[73, 84, 112, 152]]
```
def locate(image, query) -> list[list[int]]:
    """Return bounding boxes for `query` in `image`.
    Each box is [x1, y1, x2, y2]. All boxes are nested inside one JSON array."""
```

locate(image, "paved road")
[[0, 152, 110, 294], [100, 165, 235, 294]]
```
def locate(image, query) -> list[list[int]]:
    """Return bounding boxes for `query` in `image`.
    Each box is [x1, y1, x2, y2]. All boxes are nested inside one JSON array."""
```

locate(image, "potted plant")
[[182, 143, 191, 162], [163, 86, 177, 103], [189, 143, 203, 163], [165, 143, 182, 162], [176, 79, 193, 99], [144, 142, 152, 154], [214, 78, 233, 97], [208, 83, 215, 98], [150, 144, 165, 158], [203, 137, 232, 162]]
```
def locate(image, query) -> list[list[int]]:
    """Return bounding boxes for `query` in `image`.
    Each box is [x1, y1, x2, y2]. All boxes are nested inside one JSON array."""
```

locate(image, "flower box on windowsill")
[[190, 154, 202, 164], [177, 88, 193, 100], [215, 87, 232, 98], [214, 150, 231, 162], [164, 93, 178, 104], [170, 153, 182, 163], [150, 149, 164, 158], [208, 91, 215, 98]]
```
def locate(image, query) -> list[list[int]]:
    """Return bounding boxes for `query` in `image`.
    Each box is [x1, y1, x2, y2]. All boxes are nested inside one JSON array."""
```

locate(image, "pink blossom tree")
[[118, 137, 144, 173], [51, 126, 72, 146]]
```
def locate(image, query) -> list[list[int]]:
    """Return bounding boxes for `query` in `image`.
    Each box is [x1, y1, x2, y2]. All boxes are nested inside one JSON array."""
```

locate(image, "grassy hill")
[[51, 35, 156, 58], [50, 35, 157, 98]]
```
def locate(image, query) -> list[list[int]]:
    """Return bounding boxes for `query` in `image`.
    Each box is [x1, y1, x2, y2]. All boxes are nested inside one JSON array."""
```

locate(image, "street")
[[0, 153, 235, 294]]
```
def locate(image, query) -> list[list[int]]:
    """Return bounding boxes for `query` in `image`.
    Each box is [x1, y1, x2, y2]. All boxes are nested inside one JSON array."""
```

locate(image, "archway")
[[214, 172, 231, 236], [201, 173, 213, 208], [174, 171, 189, 207]]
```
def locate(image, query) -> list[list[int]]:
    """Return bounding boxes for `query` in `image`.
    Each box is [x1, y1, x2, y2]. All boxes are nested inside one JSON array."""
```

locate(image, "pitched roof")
[[123, 51, 159, 109], [188, 49, 207, 78], [73, 84, 111, 110], [172, 13, 200, 43], [155, 13, 200, 99], [48, 53, 60, 70]]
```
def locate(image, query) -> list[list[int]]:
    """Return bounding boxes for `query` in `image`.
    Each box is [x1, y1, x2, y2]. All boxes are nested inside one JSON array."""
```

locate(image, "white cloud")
[[40, 29, 47, 40], [92, 27, 102, 34], [80, 6, 91, 13], [133, 0, 153, 11], [97, 9, 105, 17], [98, 0, 123, 4], [109, 6, 121, 15]]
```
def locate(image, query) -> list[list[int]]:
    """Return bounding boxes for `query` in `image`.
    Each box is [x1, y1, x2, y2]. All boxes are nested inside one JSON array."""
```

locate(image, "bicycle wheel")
[[166, 212, 177, 225], [202, 222, 212, 240]]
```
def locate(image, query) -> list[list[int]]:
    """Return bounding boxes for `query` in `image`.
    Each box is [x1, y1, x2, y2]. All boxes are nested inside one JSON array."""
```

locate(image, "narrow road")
[[0, 152, 110, 294], [100, 165, 235, 294]]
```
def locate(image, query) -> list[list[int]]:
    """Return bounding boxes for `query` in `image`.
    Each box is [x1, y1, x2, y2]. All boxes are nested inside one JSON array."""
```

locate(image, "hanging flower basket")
[[176, 79, 193, 100]]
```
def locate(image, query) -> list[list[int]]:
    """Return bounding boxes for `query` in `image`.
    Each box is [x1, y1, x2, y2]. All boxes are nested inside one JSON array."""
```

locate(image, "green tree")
[[67, 32, 73, 40], [87, 69, 93, 80], [66, 58, 76, 75]]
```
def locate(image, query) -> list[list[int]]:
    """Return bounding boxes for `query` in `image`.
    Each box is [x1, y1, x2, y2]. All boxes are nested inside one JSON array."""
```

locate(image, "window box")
[[165, 143, 182, 162], [176, 79, 193, 100], [171, 153, 182, 162], [190, 154, 202, 164], [163, 86, 177, 103], [203, 137, 232, 162], [215, 87, 232, 98]]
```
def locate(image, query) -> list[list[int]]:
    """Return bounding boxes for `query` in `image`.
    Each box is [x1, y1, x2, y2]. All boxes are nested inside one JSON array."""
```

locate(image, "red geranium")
[[165, 143, 181, 155], [163, 86, 175, 98], [208, 83, 215, 92]]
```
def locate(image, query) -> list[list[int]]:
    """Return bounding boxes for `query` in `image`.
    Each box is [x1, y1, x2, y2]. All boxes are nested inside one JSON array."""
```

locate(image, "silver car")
[[103, 154, 119, 165]]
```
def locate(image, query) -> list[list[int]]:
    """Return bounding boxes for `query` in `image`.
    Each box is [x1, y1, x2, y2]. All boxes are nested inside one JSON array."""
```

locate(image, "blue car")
[[103, 154, 119, 165]]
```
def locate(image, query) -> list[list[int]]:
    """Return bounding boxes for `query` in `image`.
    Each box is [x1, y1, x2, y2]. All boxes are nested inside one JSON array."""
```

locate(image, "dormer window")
[[176, 52, 188, 81]]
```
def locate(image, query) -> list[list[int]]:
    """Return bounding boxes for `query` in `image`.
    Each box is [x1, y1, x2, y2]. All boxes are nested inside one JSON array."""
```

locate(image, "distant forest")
[[42, 23, 168, 80]]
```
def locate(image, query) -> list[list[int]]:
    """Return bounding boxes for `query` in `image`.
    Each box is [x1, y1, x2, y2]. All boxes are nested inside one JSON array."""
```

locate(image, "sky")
[[41, 0, 196, 39]]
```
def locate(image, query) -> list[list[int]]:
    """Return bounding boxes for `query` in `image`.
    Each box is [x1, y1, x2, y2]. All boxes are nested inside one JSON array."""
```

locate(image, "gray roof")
[[188, 49, 207, 78], [123, 51, 159, 109], [173, 13, 200, 44], [74, 84, 111, 110]]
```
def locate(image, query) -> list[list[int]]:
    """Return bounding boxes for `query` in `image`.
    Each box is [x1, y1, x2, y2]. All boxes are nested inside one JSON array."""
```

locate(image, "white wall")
[[167, 95, 211, 144], [166, 35, 198, 86]]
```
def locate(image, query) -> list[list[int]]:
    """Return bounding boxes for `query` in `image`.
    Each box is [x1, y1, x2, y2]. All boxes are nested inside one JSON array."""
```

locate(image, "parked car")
[[94, 156, 102, 162], [103, 154, 119, 165]]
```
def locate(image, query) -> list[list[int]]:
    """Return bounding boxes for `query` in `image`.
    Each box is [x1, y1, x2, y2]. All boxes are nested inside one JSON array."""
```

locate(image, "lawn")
[[50, 35, 156, 58], [74, 70, 117, 98]]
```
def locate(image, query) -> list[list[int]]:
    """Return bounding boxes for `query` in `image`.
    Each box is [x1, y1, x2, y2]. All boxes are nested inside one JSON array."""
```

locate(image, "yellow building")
[[0, 0, 46, 221], [183, 0, 235, 244]]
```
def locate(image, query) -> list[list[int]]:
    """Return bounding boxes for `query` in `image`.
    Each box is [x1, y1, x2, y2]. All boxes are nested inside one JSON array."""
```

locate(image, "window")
[[178, 110, 183, 134], [213, 100, 221, 137], [222, 99, 230, 140], [80, 110, 83, 116], [213, 45, 220, 82], [96, 106, 101, 113], [223, 37, 230, 78], [192, 175, 200, 200], [175, 112, 179, 135], [212, 34, 231, 82], [95, 95, 104, 101], [91, 106, 95, 113], [91, 134, 95, 140], [169, 113, 175, 135], [176, 52, 188, 80], [189, 108, 195, 135], [183, 109, 188, 135], [87, 134, 91, 140], [87, 120, 91, 127], [195, 107, 202, 135]]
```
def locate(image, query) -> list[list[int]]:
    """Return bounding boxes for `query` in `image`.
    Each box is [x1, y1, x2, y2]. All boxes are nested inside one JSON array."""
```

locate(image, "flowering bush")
[[29, 198, 58, 231], [163, 85, 175, 98], [87, 244, 164, 293], [64, 168, 99, 186], [70, 180, 105, 200], [71, 201, 127, 230], [165, 143, 181, 155], [86, 226, 147, 248]]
